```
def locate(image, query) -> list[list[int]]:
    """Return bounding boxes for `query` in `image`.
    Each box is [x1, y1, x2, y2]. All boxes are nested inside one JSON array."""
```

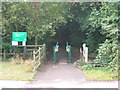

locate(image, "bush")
[[95, 39, 119, 71], [73, 60, 86, 67], [80, 64, 93, 70]]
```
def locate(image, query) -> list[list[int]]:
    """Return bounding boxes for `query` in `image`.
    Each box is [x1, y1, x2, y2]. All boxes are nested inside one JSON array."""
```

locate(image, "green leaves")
[[27, 2, 69, 44], [2, 2, 119, 69], [2, 2, 70, 45], [95, 39, 119, 71]]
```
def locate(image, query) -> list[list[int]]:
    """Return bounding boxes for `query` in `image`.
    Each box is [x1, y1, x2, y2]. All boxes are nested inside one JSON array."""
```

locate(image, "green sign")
[[12, 32, 27, 41]]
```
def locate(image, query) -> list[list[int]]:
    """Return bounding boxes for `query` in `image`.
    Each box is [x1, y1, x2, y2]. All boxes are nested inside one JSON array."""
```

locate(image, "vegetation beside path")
[[0, 58, 38, 81], [74, 60, 119, 81], [1, 2, 119, 81], [84, 67, 118, 81]]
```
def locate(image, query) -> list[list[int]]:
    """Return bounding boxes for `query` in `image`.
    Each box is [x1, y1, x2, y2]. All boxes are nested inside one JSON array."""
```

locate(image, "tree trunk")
[[35, 36, 38, 45], [35, 36, 38, 50], [4, 50, 6, 58]]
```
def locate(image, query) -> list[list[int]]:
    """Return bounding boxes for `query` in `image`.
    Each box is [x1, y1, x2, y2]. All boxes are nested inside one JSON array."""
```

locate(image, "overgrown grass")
[[83, 67, 118, 81], [74, 60, 118, 81], [0, 57, 39, 81]]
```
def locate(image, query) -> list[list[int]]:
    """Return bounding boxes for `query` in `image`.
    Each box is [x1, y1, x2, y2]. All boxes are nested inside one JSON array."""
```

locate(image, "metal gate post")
[[66, 42, 72, 63], [53, 46, 56, 63], [53, 42, 59, 64], [68, 46, 72, 63]]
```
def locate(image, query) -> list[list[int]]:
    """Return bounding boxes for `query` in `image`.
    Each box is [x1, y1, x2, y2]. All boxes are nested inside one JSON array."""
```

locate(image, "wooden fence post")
[[33, 50, 35, 61], [44, 44, 47, 61], [32, 44, 47, 71], [39, 47, 41, 60]]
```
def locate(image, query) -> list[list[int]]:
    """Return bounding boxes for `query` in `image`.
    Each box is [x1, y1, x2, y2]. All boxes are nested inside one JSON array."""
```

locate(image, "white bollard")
[[83, 43, 86, 57], [85, 47, 88, 63], [82, 43, 88, 63]]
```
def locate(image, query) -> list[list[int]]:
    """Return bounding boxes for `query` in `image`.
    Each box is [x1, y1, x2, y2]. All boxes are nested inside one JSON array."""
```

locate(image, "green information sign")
[[12, 32, 27, 41]]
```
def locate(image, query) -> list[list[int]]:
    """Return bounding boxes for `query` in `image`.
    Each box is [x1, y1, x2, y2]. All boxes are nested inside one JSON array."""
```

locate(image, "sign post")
[[12, 32, 27, 42], [12, 32, 27, 59], [13, 46, 16, 59]]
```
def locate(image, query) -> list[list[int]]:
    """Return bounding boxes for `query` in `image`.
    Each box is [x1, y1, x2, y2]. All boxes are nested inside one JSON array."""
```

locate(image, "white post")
[[83, 43, 86, 50], [85, 47, 88, 63], [82, 43, 88, 63], [83, 43, 86, 58]]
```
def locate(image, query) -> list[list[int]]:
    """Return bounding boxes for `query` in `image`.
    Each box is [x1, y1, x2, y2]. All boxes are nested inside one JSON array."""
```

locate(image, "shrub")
[[73, 60, 86, 67], [95, 39, 119, 71], [80, 64, 93, 70]]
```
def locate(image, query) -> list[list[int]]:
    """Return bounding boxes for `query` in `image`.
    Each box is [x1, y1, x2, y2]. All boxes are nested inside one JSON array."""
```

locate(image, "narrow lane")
[[24, 49, 118, 88], [25, 48, 86, 87]]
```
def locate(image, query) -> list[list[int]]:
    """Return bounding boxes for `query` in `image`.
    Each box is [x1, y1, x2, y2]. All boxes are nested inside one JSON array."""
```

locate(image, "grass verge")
[[83, 67, 118, 81], [0, 59, 38, 81], [74, 60, 118, 81]]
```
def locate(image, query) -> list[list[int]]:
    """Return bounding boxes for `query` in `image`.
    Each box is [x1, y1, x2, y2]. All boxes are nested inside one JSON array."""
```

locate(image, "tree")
[[27, 2, 70, 45], [2, 2, 70, 47], [92, 2, 119, 71], [2, 2, 33, 52]]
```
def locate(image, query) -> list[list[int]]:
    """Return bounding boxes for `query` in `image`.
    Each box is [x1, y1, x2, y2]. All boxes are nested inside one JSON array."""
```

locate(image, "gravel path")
[[24, 60, 118, 88], [24, 49, 118, 88]]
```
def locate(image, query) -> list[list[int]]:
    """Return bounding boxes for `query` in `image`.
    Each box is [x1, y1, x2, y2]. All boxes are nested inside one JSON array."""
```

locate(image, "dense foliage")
[[91, 2, 119, 71], [2, 2, 119, 72], [2, 2, 69, 47]]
